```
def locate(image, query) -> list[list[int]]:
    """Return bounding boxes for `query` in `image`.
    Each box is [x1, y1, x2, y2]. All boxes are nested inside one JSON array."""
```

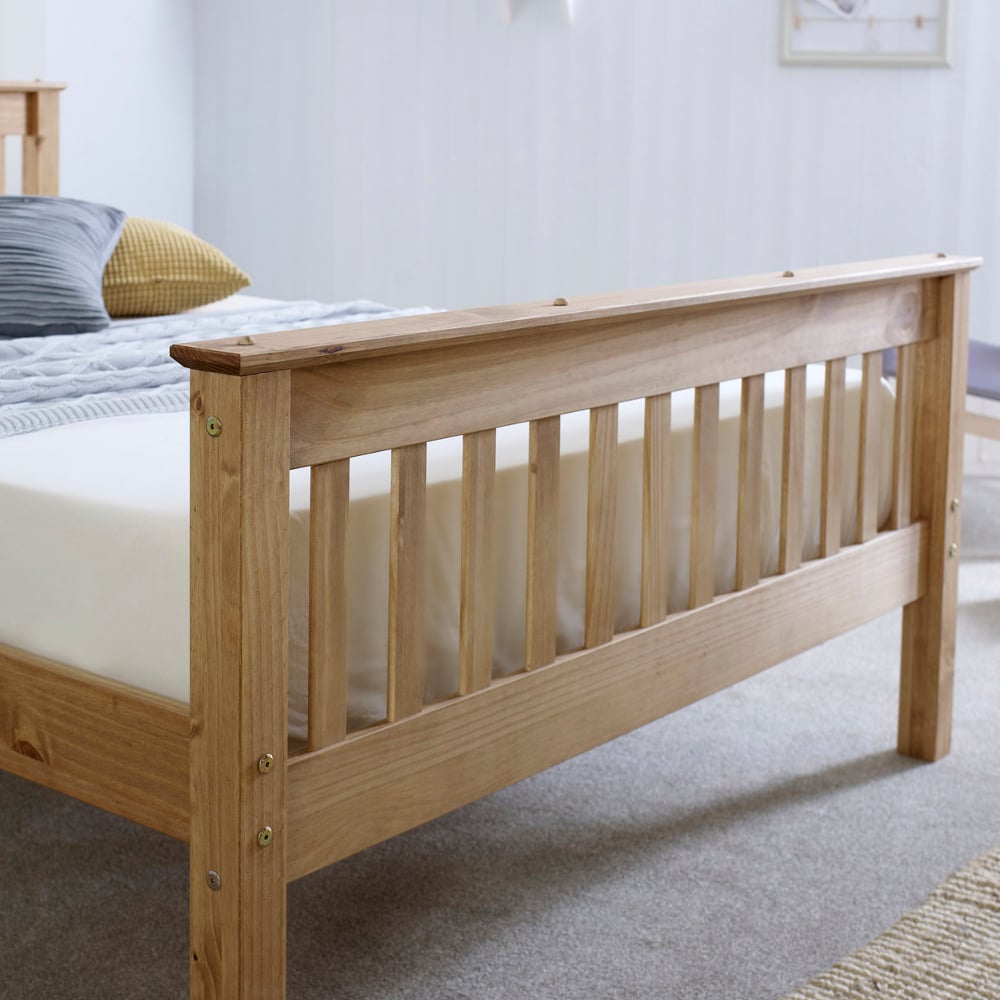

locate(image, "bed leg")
[[898, 274, 969, 762], [188, 370, 291, 998]]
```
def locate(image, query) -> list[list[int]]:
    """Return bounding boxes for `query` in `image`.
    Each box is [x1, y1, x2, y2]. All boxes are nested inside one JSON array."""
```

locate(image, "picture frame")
[[781, 0, 952, 68]]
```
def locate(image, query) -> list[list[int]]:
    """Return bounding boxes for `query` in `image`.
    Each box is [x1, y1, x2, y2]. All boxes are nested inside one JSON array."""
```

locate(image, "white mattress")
[[0, 368, 893, 736]]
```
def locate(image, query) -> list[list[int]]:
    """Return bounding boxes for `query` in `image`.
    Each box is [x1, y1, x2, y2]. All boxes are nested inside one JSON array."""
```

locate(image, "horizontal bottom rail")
[[0, 642, 191, 840], [287, 522, 926, 880]]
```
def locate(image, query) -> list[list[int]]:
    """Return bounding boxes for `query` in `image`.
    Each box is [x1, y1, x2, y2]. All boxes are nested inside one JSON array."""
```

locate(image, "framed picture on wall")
[[781, 0, 952, 67]]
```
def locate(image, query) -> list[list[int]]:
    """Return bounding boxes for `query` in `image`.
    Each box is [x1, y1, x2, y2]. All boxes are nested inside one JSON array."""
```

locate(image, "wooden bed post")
[[898, 272, 970, 762], [189, 370, 290, 998], [23, 86, 61, 196]]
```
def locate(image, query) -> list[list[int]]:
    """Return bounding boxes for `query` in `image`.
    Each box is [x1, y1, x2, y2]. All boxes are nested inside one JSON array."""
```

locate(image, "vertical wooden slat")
[[857, 351, 883, 543], [890, 344, 916, 530], [779, 366, 806, 574], [387, 444, 427, 722], [585, 405, 618, 647], [689, 384, 719, 609], [899, 275, 967, 762], [525, 416, 560, 669], [22, 90, 60, 195], [307, 460, 349, 750], [189, 370, 289, 999], [735, 374, 764, 590], [640, 393, 671, 626], [820, 358, 847, 558], [460, 430, 496, 694]]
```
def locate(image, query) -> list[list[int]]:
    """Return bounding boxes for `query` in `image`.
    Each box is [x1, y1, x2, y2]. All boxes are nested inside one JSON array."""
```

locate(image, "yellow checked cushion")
[[103, 217, 250, 317]]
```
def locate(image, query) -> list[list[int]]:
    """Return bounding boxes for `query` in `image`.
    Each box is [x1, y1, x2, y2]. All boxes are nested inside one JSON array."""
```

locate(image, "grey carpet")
[[1, 476, 998, 1000]]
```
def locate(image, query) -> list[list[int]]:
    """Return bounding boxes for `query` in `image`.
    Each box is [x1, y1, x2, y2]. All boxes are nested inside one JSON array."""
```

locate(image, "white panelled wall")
[[0, 1, 193, 223], [194, 0, 1000, 346]]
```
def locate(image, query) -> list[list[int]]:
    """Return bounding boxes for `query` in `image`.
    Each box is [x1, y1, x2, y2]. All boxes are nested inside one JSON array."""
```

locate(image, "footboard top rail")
[[170, 254, 980, 377]]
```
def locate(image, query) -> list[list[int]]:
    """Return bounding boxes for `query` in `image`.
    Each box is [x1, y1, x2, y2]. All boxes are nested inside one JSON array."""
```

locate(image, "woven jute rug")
[[783, 846, 1000, 999]]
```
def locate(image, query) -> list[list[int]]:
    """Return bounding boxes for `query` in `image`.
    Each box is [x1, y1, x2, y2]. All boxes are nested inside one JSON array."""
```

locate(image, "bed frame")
[[0, 82, 981, 998]]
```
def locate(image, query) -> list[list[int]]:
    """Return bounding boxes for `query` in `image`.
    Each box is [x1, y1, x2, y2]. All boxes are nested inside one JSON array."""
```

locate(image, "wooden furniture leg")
[[22, 87, 61, 195], [189, 371, 290, 998], [898, 274, 970, 761]]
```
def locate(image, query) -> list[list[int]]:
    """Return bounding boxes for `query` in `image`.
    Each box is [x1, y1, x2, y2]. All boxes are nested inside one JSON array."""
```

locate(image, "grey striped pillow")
[[0, 196, 126, 338]]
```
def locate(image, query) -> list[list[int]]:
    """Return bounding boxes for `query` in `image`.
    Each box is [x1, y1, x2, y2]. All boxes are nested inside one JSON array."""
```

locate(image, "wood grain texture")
[[287, 524, 926, 879], [387, 444, 427, 722], [0, 642, 189, 840], [736, 374, 764, 590], [820, 358, 846, 558], [899, 275, 968, 762], [689, 384, 719, 609], [964, 410, 1000, 441], [585, 405, 618, 647], [170, 257, 980, 376], [308, 460, 350, 749], [890, 344, 916, 528], [189, 371, 290, 999], [0, 81, 67, 92], [22, 89, 60, 195], [0, 92, 27, 137], [640, 393, 671, 625], [0, 84, 65, 140], [525, 416, 560, 670], [286, 281, 931, 468], [780, 366, 806, 574], [460, 430, 497, 694], [0, 91, 982, 1000], [857, 351, 883, 543]]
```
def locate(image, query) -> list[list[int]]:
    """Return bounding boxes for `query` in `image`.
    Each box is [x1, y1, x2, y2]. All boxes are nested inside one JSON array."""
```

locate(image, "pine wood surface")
[[387, 444, 428, 723], [286, 281, 931, 469], [736, 374, 765, 591], [460, 430, 497, 695], [525, 416, 560, 670], [858, 352, 884, 543], [780, 366, 807, 574], [0, 93, 27, 136], [820, 358, 846, 559], [0, 81, 67, 92], [964, 410, 1000, 441], [890, 344, 916, 529], [307, 460, 350, 749], [22, 89, 61, 195], [0, 641, 189, 839], [0, 81, 983, 1000], [585, 405, 619, 647], [170, 255, 980, 376], [640, 393, 672, 624], [689, 384, 719, 609], [286, 524, 926, 880], [188, 371, 291, 998], [898, 275, 969, 762], [0, 84, 63, 196]]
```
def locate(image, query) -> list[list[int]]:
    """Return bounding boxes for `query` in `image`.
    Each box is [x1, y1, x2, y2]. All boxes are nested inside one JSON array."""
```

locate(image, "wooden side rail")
[[0, 642, 189, 839]]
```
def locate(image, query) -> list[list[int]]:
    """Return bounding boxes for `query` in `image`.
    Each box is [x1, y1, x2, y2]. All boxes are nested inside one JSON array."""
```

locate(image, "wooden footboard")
[[0, 81, 974, 998], [171, 254, 975, 998]]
